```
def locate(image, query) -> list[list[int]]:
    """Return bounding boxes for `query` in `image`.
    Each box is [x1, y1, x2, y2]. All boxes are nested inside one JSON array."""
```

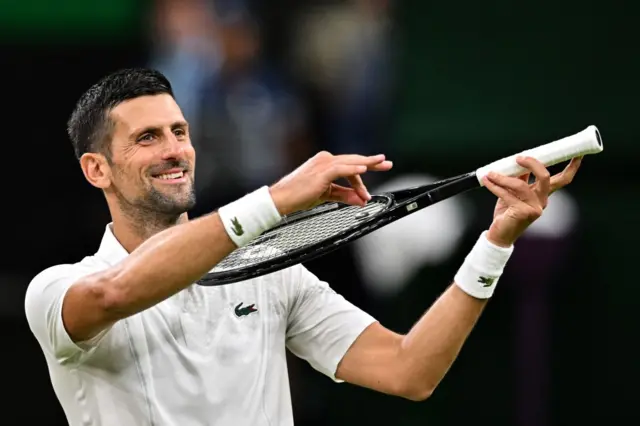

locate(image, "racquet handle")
[[475, 125, 603, 185]]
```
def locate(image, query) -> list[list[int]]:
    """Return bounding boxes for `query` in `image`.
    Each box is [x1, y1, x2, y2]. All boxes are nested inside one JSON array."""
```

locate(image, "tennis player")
[[25, 68, 582, 426]]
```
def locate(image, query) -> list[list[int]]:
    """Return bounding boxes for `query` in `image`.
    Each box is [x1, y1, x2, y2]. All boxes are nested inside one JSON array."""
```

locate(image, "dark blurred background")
[[1, 0, 636, 424]]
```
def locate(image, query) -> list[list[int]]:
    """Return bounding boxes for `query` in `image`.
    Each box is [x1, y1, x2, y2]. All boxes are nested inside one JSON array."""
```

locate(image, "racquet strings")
[[210, 199, 389, 273]]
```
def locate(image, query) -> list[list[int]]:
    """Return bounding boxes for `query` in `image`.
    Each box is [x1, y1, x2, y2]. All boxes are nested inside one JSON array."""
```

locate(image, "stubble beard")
[[114, 176, 197, 238]]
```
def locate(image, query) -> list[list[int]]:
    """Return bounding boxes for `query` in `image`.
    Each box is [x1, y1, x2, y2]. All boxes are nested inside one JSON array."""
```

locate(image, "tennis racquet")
[[197, 125, 603, 287]]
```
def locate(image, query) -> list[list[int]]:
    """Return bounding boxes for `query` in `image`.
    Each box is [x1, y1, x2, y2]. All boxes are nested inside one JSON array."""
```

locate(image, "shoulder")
[[259, 264, 323, 286], [27, 256, 103, 295], [24, 257, 114, 364], [272, 264, 337, 303], [24, 257, 106, 318], [28, 264, 80, 287], [239, 264, 325, 302]]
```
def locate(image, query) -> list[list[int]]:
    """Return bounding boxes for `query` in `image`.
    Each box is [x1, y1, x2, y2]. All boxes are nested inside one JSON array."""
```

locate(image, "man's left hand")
[[482, 156, 583, 247]]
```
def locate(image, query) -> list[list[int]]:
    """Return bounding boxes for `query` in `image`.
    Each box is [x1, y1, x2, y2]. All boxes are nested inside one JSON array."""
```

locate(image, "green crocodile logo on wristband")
[[231, 217, 244, 236], [478, 276, 495, 287]]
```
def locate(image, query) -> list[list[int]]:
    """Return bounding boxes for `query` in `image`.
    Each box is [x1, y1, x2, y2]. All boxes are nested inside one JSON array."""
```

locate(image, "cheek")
[[185, 144, 196, 159], [112, 165, 145, 191]]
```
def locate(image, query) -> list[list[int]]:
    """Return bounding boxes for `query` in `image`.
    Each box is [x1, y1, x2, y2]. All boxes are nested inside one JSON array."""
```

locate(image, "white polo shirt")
[[25, 224, 376, 426]]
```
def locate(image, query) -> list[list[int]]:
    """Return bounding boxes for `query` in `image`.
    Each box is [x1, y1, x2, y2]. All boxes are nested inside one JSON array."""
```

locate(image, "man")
[[25, 68, 581, 426]]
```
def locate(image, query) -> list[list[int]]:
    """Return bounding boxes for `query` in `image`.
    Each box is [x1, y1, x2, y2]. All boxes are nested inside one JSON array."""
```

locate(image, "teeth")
[[157, 171, 184, 180]]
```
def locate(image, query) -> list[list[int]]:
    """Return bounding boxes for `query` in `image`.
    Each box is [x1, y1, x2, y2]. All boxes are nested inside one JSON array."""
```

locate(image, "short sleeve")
[[24, 265, 109, 365], [285, 265, 377, 382]]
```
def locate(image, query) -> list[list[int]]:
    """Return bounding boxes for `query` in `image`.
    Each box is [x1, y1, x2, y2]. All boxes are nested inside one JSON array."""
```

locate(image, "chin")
[[148, 189, 196, 216], [174, 192, 197, 212], [166, 194, 195, 210]]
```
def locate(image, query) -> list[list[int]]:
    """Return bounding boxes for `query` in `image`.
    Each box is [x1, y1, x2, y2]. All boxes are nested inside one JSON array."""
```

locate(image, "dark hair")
[[67, 68, 174, 160]]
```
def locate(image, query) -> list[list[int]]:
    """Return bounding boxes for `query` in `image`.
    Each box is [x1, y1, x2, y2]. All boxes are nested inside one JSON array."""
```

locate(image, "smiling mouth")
[[154, 171, 185, 180]]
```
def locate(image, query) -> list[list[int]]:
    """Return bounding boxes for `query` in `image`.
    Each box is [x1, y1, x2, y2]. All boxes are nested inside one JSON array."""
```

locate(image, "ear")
[[80, 153, 112, 189]]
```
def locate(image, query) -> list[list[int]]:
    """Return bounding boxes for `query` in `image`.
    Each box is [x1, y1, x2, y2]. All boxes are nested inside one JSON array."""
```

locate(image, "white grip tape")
[[475, 125, 603, 185], [454, 231, 514, 299], [218, 186, 282, 247]]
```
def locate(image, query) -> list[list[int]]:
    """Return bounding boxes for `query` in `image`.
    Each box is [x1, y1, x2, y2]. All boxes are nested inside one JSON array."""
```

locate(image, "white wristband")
[[218, 186, 282, 247], [454, 231, 514, 299]]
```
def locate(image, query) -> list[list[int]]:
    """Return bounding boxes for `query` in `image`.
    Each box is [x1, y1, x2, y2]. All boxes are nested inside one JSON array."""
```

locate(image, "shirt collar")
[[95, 223, 130, 265]]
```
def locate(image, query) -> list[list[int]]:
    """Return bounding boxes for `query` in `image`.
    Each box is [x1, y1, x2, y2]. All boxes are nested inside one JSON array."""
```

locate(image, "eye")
[[173, 128, 187, 138], [137, 133, 155, 143]]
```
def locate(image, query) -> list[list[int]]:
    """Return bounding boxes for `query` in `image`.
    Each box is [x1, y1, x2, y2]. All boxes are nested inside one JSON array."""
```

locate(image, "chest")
[[145, 282, 287, 352], [79, 281, 292, 412]]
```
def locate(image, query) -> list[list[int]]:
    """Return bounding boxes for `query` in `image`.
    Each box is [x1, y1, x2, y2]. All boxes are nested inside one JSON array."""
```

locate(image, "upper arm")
[[334, 322, 408, 397], [24, 265, 115, 365], [283, 266, 411, 397], [285, 265, 377, 382]]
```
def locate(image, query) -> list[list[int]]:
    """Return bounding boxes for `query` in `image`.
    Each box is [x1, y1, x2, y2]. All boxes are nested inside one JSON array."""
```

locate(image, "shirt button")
[[76, 388, 86, 401]]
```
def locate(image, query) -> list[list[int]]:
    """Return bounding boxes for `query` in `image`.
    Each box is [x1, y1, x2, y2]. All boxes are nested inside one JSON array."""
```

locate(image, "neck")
[[109, 206, 189, 253]]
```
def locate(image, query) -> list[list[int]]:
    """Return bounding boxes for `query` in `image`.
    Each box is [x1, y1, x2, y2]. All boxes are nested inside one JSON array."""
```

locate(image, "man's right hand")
[[269, 151, 393, 216]]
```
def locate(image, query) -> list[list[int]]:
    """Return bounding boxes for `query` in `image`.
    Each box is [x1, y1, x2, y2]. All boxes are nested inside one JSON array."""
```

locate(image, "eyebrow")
[[130, 121, 189, 140]]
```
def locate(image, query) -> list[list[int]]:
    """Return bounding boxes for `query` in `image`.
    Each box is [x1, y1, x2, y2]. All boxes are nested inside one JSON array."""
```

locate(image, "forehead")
[[110, 94, 185, 134]]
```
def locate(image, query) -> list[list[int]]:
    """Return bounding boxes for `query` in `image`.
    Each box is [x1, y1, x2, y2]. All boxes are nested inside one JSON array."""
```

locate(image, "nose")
[[161, 133, 189, 160]]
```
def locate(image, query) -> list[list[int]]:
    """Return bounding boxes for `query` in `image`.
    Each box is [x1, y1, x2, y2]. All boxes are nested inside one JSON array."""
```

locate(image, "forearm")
[[399, 284, 487, 397], [398, 231, 514, 399], [104, 212, 235, 317], [104, 184, 282, 316], [63, 212, 237, 343], [64, 186, 282, 341]]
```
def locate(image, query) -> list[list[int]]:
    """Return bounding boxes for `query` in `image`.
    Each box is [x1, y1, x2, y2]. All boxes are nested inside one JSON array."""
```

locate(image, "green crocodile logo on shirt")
[[235, 302, 258, 317]]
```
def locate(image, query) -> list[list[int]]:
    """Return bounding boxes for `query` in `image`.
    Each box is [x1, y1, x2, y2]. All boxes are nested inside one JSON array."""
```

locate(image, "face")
[[102, 94, 197, 218]]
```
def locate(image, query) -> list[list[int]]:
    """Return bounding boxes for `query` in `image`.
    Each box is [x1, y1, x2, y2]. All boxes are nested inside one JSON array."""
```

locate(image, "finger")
[[324, 164, 368, 182], [519, 172, 531, 183], [550, 156, 582, 193], [366, 160, 393, 172], [516, 156, 551, 196], [346, 174, 371, 201], [483, 176, 523, 205], [331, 154, 392, 172], [486, 172, 537, 204], [323, 184, 367, 206], [334, 154, 387, 166]]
